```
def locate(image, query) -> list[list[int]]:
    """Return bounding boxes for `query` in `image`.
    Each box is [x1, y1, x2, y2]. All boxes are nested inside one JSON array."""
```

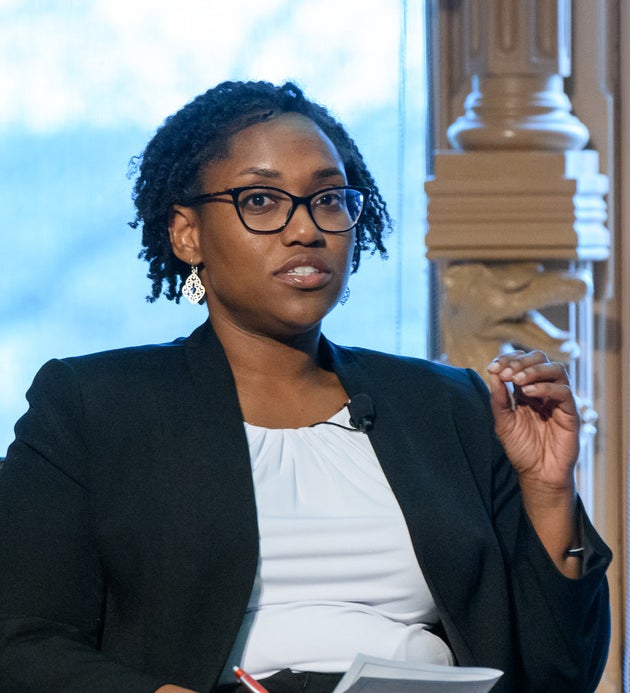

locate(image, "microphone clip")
[[347, 393, 375, 433]]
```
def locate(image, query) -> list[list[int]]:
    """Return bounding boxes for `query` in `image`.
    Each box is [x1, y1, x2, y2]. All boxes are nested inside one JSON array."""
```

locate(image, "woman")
[[0, 81, 611, 693]]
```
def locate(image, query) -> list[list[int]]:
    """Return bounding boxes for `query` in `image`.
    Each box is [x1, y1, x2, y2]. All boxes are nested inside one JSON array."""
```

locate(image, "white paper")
[[333, 654, 503, 693]]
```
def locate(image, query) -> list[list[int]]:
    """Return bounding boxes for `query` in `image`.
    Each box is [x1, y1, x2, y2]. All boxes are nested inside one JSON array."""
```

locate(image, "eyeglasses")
[[177, 185, 368, 234]]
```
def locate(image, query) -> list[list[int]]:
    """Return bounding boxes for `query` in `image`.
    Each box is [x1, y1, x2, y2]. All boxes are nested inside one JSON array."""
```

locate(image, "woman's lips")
[[274, 256, 332, 288]]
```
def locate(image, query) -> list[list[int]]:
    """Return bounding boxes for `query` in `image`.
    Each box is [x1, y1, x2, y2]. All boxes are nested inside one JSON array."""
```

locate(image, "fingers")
[[487, 350, 577, 417], [488, 350, 565, 386]]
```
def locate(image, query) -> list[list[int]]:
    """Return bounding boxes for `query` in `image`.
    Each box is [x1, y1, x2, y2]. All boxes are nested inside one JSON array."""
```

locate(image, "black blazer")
[[0, 321, 611, 693]]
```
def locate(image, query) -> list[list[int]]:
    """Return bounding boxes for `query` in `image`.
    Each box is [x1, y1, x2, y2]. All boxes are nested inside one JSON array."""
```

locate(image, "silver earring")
[[340, 286, 351, 306], [182, 265, 205, 304]]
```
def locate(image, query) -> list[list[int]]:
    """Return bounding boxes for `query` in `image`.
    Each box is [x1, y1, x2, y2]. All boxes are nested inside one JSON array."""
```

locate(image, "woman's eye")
[[240, 191, 277, 212], [315, 191, 343, 209], [245, 194, 270, 207]]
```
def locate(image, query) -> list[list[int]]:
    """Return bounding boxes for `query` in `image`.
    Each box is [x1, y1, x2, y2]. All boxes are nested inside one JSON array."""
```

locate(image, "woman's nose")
[[280, 203, 324, 245]]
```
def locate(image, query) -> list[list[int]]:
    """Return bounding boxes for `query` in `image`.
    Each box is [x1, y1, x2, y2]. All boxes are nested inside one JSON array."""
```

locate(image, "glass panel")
[[0, 0, 428, 452]]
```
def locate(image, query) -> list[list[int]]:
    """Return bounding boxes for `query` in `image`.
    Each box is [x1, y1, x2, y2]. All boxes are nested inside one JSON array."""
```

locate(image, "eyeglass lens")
[[236, 187, 364, 233]]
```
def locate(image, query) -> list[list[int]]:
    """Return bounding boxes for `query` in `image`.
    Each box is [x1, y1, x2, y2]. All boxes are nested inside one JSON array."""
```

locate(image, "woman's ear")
[[169, 205, 203, 265]]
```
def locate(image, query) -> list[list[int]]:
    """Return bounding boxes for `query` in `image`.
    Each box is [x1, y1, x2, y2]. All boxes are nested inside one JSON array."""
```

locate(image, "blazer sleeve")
[[467, 369, 612, 691], [0, 359, 165, 693]]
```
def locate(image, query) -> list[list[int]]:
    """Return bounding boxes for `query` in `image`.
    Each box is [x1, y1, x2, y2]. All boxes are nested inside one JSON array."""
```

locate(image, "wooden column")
[[425, 0, 610, 514]]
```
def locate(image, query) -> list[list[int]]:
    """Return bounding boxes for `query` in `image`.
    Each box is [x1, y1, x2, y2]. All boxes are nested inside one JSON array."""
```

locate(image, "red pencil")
[[233, 665, 271, 693]]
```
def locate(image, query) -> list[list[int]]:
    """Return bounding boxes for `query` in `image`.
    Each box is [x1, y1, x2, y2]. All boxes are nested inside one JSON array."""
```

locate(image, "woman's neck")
[[209, 316, 347, 428], [211, 315, 323, 379]]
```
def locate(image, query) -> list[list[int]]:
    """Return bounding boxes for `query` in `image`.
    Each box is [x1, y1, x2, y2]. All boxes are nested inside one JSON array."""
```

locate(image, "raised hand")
[[487, 349, 579, 489], [487, 350, 581, 575]]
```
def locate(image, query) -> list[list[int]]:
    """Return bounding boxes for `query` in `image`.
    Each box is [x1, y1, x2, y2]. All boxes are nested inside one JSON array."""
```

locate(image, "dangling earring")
[[182, 265, 205, 305], [340, 286, 351, 306]]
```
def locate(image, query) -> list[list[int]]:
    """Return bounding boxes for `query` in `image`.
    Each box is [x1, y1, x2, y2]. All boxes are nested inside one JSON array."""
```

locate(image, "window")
[[0, 0, 428, 453]]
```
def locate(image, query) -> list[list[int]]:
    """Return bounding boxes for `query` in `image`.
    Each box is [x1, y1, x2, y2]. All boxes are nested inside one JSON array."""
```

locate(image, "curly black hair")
[[129, 80, 392, 302]]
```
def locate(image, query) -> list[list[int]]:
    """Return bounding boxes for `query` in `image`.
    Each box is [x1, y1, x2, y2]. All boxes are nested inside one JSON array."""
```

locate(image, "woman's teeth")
[[287, 266, 319, 276]]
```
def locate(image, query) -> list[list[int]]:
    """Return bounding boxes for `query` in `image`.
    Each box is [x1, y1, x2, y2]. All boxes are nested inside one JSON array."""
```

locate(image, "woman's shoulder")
[[330, 341, 487, 391], [31, 328, 204, 397], [64, 335, 187, 368], [326, 341, 493, 431], [52, 322, 211, 373], [38, 338, 185, 386]]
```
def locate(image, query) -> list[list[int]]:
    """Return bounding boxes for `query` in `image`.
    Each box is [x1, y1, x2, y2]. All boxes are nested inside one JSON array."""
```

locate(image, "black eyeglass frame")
[[177, 184, 370, 235]]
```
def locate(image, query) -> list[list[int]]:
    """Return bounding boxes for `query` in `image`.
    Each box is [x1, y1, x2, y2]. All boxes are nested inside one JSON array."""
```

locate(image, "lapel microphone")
[[347, 393, 375, 432]]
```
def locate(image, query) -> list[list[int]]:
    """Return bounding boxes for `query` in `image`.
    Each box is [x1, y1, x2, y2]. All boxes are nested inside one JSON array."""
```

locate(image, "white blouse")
[[219, 406, 453, 682]]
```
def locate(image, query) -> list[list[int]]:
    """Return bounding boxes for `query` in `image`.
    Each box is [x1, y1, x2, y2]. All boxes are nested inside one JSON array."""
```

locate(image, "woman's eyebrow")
[[314, 167, 346, 180], [236, 166, 346, 181], [237, 167, 280, 178]]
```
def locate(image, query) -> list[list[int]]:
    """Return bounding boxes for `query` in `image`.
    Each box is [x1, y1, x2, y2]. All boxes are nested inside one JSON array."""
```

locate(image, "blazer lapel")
[[159, 321, 260, 685], [182, 320, 259, 561]]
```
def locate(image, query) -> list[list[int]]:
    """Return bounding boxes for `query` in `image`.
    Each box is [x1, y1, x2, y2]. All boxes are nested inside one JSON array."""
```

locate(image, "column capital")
[[440, 0, 588, 150]]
